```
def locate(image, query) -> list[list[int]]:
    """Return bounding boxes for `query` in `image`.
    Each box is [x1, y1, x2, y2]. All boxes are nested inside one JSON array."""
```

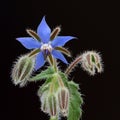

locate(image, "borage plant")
[[11, 16, 103, 120]]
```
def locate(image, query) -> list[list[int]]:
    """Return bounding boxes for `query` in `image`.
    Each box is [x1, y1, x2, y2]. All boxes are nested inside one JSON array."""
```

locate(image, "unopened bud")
[[40, 91, 49, 113], [57, 87, 69, 116], [48, 94, 57, 117], [81, 51, 103, 75], [11, 55, 35, 87]]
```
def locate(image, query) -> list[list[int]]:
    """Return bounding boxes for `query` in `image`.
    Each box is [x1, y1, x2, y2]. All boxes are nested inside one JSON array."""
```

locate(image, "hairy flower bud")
[[11, 55, 35, 87], [40, 91, 58, 118], [57, 87, 69, 116], [81, 51, 103, 75], [40, 91, 49, 113], [48, 94, 58, 117]]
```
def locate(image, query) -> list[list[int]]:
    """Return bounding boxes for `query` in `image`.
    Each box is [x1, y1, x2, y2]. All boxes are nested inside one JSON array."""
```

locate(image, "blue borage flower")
[[17, 16, 75, 70]]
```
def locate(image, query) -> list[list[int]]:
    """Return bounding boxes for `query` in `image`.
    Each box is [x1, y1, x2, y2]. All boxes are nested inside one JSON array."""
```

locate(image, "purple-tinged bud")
[[40, 92, 58, 117], [81, 51, 103, 75], [11, 55, 35, 87], [57, 87, 69, 116], [48, 94, 58, 117]]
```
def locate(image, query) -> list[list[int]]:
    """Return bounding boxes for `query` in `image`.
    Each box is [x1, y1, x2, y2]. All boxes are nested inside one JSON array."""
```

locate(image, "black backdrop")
[[1, 0, 119, 120]]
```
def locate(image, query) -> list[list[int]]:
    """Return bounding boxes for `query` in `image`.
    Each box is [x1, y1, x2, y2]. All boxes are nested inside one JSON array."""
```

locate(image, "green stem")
[[47, 55, 58, 72], [53, 58, 58, 72], [57, 74, 64, 88]]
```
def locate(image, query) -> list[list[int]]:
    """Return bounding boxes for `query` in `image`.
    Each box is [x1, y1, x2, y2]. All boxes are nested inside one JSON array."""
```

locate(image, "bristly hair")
[[65, 54, 82, 75]]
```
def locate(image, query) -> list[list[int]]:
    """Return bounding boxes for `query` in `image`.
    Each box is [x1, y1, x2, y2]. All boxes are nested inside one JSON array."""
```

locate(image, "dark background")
[[1, 0, 119, 120]]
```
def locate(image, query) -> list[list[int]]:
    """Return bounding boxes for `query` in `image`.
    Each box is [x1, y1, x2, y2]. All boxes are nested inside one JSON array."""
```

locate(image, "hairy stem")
[[47, 55, 54, 66], [57, 74, 64, 87], [47, 55, 58, 72], [53, 59, 58, 72], [65, 56, 82, 75]]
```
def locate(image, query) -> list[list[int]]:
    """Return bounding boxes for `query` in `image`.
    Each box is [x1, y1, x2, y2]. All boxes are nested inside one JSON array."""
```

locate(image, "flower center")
[[40, 43, 53, 57]]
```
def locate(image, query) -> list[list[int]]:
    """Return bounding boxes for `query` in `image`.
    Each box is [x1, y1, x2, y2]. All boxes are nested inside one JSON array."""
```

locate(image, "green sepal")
[[91, 54, 96, 63], [55, 47, 71, 57], [26, 29, 41, 41], [30, 67, 55, 81]]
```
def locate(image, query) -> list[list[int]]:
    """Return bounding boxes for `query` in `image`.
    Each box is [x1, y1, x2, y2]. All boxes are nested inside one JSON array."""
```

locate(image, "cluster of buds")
[[39, 86, 70, 118], [81, 51, 103, 75], [11, 54, 35, 87]]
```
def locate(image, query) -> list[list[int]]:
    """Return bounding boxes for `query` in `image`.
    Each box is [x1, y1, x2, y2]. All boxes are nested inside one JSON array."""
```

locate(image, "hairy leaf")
[[68, 81, 83, 120], [30, 67, 55, 81]]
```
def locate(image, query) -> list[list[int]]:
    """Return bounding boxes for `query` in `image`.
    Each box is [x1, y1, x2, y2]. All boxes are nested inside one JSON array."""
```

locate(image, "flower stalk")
[[57, 74, 65, 88], [65, 56, 82, 75]]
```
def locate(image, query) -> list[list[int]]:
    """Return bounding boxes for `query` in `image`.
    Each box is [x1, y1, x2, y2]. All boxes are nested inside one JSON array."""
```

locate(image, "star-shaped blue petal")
[[35, 52, 45, 70], [37, 16, 51, 43], [16, 37, 41, 49], [51, 36, 76, 47], [52, 50, 68, 64]]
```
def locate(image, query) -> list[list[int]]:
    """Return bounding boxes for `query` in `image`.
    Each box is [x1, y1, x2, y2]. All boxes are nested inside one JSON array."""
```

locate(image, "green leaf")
[[68, 81, 83, 120], [30, 67, 55, 81]]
